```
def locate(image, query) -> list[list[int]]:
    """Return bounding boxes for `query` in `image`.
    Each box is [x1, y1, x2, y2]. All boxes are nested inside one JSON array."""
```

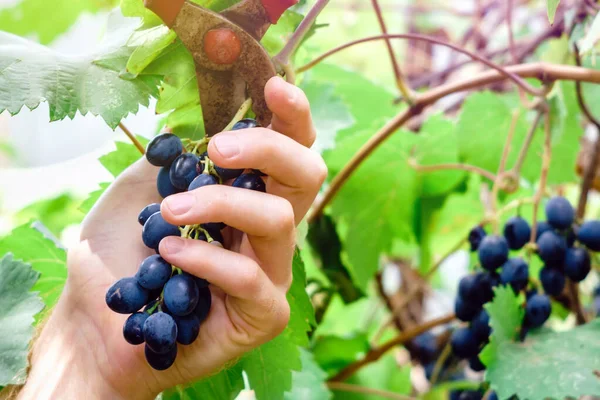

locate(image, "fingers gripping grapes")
[[104, 81, 324, 372]]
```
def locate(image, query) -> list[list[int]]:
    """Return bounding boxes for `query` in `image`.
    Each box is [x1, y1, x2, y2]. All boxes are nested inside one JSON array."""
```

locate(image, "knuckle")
[[272, 198, 296, 233], [271, 297, 291, 335], [237, 259, 263, 295], [312, 155, 328, 187]]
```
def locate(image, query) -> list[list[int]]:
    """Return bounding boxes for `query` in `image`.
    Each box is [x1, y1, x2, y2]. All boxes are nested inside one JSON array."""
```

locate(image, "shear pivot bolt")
[[204, 28, 241, 65]]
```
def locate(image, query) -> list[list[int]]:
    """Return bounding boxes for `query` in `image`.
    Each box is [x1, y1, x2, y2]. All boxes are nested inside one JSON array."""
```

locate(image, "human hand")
[[18, 76, 326, 400]]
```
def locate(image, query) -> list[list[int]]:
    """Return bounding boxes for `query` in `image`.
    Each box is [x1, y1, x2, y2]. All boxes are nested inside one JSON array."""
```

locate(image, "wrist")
[[18, 299, 124, 400]]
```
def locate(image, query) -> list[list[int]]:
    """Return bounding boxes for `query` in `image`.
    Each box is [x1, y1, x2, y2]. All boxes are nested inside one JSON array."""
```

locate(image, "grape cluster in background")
[[405, 196, 600, 400], [105, 119, 266, 370]]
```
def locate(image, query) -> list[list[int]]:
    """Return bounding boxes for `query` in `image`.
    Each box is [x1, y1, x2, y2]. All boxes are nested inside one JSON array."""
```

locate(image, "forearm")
[[16, 304, 123, 400]]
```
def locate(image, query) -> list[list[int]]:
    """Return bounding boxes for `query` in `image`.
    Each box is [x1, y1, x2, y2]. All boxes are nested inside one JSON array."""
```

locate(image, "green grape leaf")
[[324, 122, 419, 290], [485, 319, 600, 400], [0, 254, 44, 386], [126, 26, 177, 76], [81, 138, 147, 213], [546, 0, 561, 24], [285, 348, 332, 400], [15, 193, 84, 237], [261, 10, 303, 55], [286, 250, 316, 346], [0, 224, 67, 310], [413, 114, 464, 197], [300, 79, 355, 154], [578, 12, 600, 55], [0, 0, 118, 45], [456, 91, 580, 186], [0, 13, 161, 129], [479, 286, 524, 367], [162, 364, 244, 400], [312, 333, 370, 377]]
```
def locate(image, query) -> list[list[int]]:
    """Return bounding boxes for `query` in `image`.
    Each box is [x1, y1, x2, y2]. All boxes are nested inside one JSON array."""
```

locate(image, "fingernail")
[[213, 134, 240, 158], [164, 193, 194, 215], [162, 237, 184, 254]]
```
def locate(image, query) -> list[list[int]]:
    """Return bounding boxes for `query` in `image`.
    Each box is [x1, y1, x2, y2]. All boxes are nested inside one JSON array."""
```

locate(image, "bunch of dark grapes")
[[105, 119, 265, 370], [452, 196, 599, 371]]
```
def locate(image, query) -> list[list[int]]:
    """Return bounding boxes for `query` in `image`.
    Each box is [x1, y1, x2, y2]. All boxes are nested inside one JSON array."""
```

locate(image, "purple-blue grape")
[[233, 173, 266, 192], [537, 231, 567, 267], [525, 294, 551, 328], [503, 216, 531, 250], [478, 235, 509, 271], [142, 212, 180, 250], [145, 343, 177, 371], [214, 165, 245, 181], [468, 356, 485, 372], [458, 274, 484, 305], [146, 133, 183, 167], [163, 273, 200, 316], [468, 226, 486, 252], [535, 221, 553, 240], [458, 390, 483, 400], [450, 327, 480, 359], [470, 309, 491, 341], [500, 258, 529, 293], [411, 332, 438, 364], [174, 314, 201, 345], [455, 296, 481, 322], [188, 173, 218, 191], [170, 153, 200, 190], [577, 220, 600, 251], [143, 312, 178, 354], [232, 118, 259, 130], [564, 247, 591, 282], [545, 196, 575, 230], [106, 277, 149, 314], [157, 166, 181, 198], [136, 255, 173, 290], [540, 267, 565, 296], [194, 286, 212, 322], [123, 312, 149, 345], [138, 203, 161, 226]]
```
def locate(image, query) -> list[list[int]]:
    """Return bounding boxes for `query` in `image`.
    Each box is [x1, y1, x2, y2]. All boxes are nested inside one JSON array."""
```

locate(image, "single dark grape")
[[203, 222, 226, 231], [252, 169, 267, 176], [577, 220, 600, 251], [123, 312, 149, 345], [478, 235, 509, 271], [536, 231, 567, 267], [545, 196, 575, 230], [458, 274, 484, 305], [136, 255, 173, 290], [566, 228, 577, 247], [142, 212, 181, 250], [143, 312, 178, 354], [174, 314, 201, 345], [214, 165, 245, 181], [470, 309, 491, 341], [170, 153, 201, 190], [539, 267, 565, 296], [233, 173, 266, 192], [145, 343, 177, 371], [188, 173, 218, 191], [232, 118, 259, 130], [468, 226, 486, 251], [106, 277, 149, 314], [525, 294, 551, 328], [138, 203, 161, 226], [194, 286, 212, 322], [157, 166, 181, 198], [146, 133, 183, 167], [503, 216, 531, 250], [500, 258, 529, 293], [423, 361, 436, 381], [477, 272, 498, 303], [450, 327, 480, 359], [202, 223, 224, 244], [193, 275, 209, 290], [163, 273, 200, 316], [468, 356, 486, 372], [458, 390, 483, 400], [410, 332, 438, 364], [455, 296, 480, 322], [535, 221, 553, 240], [450, 391, 463, 400], [488, 392, 498, 400], [564, 247, 591, 282]]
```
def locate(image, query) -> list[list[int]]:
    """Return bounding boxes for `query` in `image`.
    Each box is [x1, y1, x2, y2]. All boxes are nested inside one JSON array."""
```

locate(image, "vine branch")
[[308, 63, 600, 223], [118, 122, 145, 155], [329, 313, 456, 383], [409, 159, 497, 181], [529, 106, 551, 244]]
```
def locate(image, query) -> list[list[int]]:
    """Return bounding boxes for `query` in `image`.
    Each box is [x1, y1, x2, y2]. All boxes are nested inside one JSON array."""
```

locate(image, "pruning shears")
[[144, 0, 298, 136]]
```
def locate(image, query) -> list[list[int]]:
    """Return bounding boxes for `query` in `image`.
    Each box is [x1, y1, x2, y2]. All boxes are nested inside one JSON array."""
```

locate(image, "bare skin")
[[18, 76, 326, 400]]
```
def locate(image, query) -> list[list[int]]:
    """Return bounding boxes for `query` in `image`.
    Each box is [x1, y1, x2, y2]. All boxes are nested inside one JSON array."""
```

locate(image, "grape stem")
[[408, 158, 497, 182], [307, 62, 600, 223], [529, 104, 551, 245], [118, 122, 145, 155], [223, 98, 253, 132], [511, 109, 544, 177], [370, 0, 414, 104], [429, 341, 452, 385], [329, 313, 456, 383], [491, 110, 520, 217], [327, 382, 416, 400]]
